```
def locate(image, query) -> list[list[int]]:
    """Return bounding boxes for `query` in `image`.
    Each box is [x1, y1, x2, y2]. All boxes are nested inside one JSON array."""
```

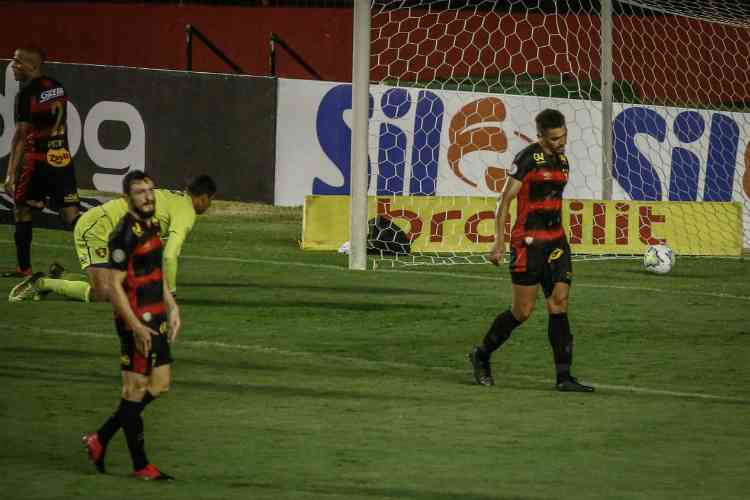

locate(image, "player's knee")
[[547, 296, 568, 314], [121, 381, 148, 401], [511, 305, 533, 323]]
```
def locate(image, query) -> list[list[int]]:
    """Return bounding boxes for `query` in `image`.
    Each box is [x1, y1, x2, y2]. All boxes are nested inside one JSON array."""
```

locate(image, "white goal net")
[[350, 0, 750, 267]]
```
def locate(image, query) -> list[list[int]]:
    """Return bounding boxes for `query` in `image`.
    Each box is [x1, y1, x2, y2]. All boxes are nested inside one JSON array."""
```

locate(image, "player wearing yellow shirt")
[[9, 175, 216, 303]]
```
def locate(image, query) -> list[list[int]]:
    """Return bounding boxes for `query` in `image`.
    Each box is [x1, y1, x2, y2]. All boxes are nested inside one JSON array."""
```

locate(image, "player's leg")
[[147, 364, 171, 397], [35, 217, 111, 303], [129, 334, 173, 480], [469, 241, 542, 386], [13, 259, 96, 304], [542, 244, 592, 392], [59, 204, 80, 227], [84, 330, 152, 474], [10, 170, 35, 276], [56, 165, 81, 228]]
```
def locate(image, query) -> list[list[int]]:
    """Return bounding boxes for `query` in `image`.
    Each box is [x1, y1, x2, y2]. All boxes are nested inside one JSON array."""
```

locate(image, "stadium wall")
[[0, 61, 277, 203], [0, 3, 747, 104]]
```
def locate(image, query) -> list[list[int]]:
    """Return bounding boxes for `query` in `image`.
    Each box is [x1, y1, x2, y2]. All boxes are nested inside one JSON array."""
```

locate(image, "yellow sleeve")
[[161, 194, 196, 293]]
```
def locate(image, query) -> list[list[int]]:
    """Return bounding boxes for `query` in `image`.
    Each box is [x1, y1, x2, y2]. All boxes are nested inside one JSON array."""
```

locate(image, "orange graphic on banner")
[[447, 97, 508, 193]]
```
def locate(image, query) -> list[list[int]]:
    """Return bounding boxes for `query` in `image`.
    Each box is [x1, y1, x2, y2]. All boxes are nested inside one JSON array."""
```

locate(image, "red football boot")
[[81, 433, 106, 473], [133, 464, 174, 481]]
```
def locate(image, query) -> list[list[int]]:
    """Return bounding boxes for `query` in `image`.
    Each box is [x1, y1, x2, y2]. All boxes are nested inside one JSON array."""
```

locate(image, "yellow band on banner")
[[303, 195, 743, 256]]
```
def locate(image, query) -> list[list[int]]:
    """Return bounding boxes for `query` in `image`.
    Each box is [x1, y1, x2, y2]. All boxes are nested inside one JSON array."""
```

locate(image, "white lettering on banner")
[[84, 101, 146, 192], [0, 64, 18, 157], [275, 78, 750, 246], [1, 62, 146, 192]]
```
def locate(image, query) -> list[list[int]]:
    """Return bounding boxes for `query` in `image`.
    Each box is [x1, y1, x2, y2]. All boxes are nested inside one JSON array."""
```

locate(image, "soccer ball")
[[643, 244, 675, 274]]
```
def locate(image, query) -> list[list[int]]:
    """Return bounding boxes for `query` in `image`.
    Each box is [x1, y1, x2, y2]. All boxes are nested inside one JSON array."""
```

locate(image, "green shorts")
[[74, 211, 116, 270]]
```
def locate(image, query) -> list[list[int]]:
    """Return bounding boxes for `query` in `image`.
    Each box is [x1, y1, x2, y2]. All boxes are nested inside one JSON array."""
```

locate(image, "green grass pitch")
[[1, 203, 749, 499]]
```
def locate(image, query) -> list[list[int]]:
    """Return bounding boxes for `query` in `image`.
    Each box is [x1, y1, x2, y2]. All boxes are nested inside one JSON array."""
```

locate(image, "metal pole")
[[349, 0, 371, 270], [186, 24, 193, 71], [601, 0, 614, 200], [269, 33, 277, 77]]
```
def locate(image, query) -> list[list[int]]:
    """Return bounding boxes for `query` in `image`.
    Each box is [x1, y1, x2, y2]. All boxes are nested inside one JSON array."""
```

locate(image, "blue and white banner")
[[275, 78, 750, 245]]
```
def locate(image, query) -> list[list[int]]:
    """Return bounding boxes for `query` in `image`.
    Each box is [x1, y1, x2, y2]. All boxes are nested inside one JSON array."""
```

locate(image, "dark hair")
[[535, 109, 566, 134], [19, 46, 46, 64], [187, 175, 217, 197], [122, 170, 153, 195]]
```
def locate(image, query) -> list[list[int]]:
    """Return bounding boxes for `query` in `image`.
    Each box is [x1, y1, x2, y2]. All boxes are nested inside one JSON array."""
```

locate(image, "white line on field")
[[1, 239, 749, 301], [6, 326, 749, 404]]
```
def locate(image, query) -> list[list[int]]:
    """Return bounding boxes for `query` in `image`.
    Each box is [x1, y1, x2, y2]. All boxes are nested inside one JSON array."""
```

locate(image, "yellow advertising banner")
[[303, 196, 743, 256]]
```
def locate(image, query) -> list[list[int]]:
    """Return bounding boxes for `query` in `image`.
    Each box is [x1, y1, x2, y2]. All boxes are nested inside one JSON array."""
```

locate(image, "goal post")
[[348, 0, 750, 269], [350, 0, 371, 270]]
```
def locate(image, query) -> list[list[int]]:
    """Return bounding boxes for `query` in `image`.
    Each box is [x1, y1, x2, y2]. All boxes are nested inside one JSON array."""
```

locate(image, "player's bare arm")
[[109, 268, 159, 356], [4, 122, 30, 197], [163, 283, 181, 343], [489, 176, 522, 266]]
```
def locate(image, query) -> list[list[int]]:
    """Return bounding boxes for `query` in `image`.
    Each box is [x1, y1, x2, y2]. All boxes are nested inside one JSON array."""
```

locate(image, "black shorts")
[[14, 160, 80, 210], [509, 239, 572, 298], [117, 319, 173, 375]]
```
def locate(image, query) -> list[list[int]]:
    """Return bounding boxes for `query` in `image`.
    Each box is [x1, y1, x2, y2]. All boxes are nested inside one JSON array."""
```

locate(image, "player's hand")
[[168, 307, 181, 343], [134, 324, 158, 357], [488, 242, 505, 266], [4, 178, 14, 197]]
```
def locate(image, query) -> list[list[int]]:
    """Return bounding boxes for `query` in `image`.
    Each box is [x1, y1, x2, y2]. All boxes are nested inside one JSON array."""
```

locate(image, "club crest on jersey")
[[132, 223, 143, 237], [533, 152, 545, 164], [548, 248, 564, 262], [95, 247, 108, 258]]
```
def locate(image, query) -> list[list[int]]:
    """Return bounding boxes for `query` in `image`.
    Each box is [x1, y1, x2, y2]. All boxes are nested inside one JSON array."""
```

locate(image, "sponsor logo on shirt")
[[46, 148, 71, 167], [39, 87, 64, 103]]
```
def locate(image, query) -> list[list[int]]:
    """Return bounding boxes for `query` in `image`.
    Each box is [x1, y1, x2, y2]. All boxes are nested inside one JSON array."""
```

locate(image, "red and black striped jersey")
[[509, 142, 569, 246], [108, 213, 166, 330], [15, 76, 72, 167]]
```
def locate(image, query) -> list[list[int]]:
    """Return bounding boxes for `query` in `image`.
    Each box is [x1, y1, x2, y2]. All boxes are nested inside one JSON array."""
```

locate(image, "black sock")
[[480, 310, 522, 358], [97, 393, 156, 448], [14, 221, 32, 271], [117, 399, 150, 471], [97, 412, 121, 448], [548, 313, 573, 382]]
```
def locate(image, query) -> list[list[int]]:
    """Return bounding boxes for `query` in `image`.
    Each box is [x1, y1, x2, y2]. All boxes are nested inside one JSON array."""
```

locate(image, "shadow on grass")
[[0, 363, 432, 404], [229, 481, 546, 500], [177, 298, 438, 311], [0, 346, 288, 373], [180, 281, 443, 296], [180, 377, 431, 402]]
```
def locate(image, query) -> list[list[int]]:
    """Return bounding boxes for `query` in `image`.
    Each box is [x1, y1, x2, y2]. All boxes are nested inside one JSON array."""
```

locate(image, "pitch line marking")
[[6, 326, 749, 404], [1, 239, 748, 301]]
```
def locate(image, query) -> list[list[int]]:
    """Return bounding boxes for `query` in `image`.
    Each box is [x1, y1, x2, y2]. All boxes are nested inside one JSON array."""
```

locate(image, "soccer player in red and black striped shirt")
[[82, 171, 181, 480], [469, 109, 594, 392], [3, 47, 80, 277]]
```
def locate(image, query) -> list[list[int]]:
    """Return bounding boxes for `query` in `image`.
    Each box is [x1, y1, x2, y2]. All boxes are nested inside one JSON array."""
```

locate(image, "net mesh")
[[363, 0, 750, 265]]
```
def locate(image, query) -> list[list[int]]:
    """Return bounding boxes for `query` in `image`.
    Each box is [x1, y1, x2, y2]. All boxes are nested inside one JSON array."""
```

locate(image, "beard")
[[133, 205, 155, 219]]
